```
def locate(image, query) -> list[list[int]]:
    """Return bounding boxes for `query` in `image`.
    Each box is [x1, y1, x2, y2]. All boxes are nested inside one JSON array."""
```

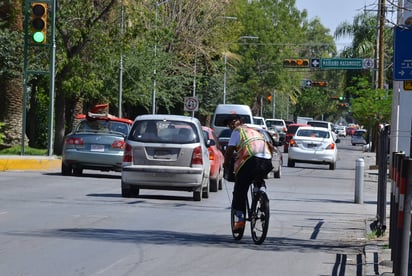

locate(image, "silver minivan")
[[121, 114, 211, 201], [211, 104, 254, 137]]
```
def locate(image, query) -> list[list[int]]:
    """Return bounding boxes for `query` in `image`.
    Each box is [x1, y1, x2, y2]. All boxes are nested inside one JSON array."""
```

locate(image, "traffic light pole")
[[22, 0, 55, 156]]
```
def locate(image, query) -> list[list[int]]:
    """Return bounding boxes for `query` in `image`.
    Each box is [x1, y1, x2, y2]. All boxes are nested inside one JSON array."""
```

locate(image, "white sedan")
[[287, 126, 340, 170]]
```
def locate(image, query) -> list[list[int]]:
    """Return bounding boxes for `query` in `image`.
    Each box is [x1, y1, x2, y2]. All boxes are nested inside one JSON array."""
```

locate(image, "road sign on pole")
[[320, 58, 365, 69], [394, 26, 412, 80], [184, 97, 199, 112]]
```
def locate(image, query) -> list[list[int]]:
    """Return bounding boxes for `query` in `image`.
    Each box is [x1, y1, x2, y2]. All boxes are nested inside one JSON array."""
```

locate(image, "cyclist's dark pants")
[[232, 156, 272, 212]]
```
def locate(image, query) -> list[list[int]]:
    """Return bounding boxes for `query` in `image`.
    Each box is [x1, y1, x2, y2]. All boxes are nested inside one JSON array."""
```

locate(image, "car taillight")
[[191, 146, 203, 166], [289, 139, 297, 147], [123, 143, 133, 162], [283, 127, 287, 132], [326, 143, 336, 150], [65, 137, 84, 145], [112, 140, 126, 149]]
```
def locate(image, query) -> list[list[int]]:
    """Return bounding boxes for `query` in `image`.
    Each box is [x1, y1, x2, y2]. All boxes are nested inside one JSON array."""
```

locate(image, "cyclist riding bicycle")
[[224, 115, 274, 231]]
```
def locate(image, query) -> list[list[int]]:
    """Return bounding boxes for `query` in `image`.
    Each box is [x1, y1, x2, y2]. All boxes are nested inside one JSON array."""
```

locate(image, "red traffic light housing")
[[283, 59, 310, 68], [31, 2, 47, 44]]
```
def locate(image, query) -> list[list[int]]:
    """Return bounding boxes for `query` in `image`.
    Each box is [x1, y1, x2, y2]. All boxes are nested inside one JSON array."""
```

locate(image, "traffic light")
[[31, 2, 47, 44], [311, 81, 327, 87], [267, 95, 272, 103], [283, 59, 310, 68]]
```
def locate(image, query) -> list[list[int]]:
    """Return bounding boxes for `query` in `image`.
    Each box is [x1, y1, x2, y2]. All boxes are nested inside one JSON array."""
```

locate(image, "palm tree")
[[334, 12, 377, 58], [0, 0, 24, 148]]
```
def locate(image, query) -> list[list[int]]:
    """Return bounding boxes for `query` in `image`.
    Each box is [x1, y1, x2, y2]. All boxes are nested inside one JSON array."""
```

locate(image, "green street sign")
[[321, 58, 365, 69]]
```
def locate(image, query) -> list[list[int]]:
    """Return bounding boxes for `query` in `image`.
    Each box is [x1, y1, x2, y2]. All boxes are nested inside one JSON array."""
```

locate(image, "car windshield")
[[76, 119, 129, 135], [354, 131, 366, 136], [297, 129, 330, 138], [129, 120, 199, 144]]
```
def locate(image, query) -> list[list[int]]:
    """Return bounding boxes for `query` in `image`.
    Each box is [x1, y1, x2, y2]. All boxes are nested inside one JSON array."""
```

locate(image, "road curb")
[[0, 156, 61, 171]]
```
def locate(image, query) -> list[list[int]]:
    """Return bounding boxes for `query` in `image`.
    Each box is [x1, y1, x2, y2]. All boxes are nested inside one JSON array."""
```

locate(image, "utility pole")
[[377, 0, 386, 89]]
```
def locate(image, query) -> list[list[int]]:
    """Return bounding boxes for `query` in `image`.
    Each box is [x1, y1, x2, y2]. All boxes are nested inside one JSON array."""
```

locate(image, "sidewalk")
[[363, 152, 394, 276]]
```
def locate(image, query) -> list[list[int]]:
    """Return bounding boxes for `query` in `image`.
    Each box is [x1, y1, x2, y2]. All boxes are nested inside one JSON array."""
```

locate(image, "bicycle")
[[231, 179, 270, 245]]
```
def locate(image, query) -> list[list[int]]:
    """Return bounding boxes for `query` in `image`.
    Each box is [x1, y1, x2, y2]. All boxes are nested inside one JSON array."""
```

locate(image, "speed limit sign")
[[184, 97, 199, 112]]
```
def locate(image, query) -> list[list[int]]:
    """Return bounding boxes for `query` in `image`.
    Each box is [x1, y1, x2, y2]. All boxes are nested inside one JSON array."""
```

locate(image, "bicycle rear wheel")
[[231, 208, 245, 240], [250, 191, 270, 244]]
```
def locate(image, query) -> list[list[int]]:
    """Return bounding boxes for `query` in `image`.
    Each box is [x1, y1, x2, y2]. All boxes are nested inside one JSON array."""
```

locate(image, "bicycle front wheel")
[[250, 191, 270, 245], [231, 208, 245, 240]]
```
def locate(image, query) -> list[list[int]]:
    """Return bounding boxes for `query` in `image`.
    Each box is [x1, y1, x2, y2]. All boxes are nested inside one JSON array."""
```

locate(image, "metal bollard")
[[355, 158, 364, 204]]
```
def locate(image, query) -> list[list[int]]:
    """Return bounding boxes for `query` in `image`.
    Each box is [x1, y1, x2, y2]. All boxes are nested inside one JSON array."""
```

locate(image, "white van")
[[211, 104, 254, 137]]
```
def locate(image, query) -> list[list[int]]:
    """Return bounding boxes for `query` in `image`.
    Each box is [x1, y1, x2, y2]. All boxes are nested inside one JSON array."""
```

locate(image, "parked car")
[[351, 129, 367, 145], [61, 105, 133, 176], [121, 114, 211, 201], [287, 126, 340, 170], [253, 116, 267, 129], [202, 126, 224, 192], [265, 118, 287, 141], [283, 123, 309, 153]]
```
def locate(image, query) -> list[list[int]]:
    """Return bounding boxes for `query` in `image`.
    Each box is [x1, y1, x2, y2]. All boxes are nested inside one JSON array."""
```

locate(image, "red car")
[[202, 126, 224, 192], [283, 123, 308, 153]]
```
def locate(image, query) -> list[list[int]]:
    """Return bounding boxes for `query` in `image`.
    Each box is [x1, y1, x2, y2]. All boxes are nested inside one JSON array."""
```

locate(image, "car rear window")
[[214, 114, 252, 127], [297, 129, 330, 138], [76, 119, 129, 135], [129, 120, 199, 144], [266, 120, 284, 127], [307, 121, 328, 129]]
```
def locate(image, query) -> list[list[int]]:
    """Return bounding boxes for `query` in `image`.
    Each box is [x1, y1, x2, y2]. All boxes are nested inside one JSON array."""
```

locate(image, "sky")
[[294, 0, 376, 52]]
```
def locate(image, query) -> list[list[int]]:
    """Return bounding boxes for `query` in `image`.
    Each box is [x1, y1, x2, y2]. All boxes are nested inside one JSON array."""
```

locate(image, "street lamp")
[[223, 35, 258, 104], [153, 0, 169, 114]]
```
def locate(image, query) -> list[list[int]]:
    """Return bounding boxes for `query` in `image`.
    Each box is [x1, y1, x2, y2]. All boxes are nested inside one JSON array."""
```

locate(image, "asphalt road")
[[0, 137, 386, 276]]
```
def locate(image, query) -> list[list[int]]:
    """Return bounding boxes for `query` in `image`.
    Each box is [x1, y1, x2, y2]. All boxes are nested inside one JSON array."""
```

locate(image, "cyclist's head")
[[226, 115, 242, 130]]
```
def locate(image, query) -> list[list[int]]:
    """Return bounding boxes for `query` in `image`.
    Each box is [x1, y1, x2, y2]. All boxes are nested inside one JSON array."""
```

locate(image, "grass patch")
[[0, 146, 48, 155]]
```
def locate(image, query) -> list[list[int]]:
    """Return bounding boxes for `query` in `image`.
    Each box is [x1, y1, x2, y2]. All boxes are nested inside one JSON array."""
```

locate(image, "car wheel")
[[61, 163, 72, 176], [193, 191, 202, 201], [329, 162, 336, 170], [202, 181, 209, 199], [274, 165, 281, 178], [210, 179, 218, 192], [218, 178, 223, 190], [73, 167, 83, 176], [287, 159, 295, 167], [121, 182, 139, 198]]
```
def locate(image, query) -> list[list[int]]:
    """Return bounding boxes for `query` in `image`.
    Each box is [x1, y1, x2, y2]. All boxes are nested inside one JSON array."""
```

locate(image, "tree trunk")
[[0, 0, 24, 147]]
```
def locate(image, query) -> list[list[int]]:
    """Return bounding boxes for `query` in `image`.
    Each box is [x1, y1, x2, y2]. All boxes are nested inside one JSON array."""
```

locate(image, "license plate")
[[91, 144, 105, 152], [307, 143, 317, 148]]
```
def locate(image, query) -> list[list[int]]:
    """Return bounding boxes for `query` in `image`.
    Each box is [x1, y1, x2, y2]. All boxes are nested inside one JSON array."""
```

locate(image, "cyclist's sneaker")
[[233, 211, 245, 231]]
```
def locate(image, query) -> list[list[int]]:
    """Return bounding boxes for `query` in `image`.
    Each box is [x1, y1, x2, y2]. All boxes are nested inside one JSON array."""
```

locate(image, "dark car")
[[283, 123, 309, 153]]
